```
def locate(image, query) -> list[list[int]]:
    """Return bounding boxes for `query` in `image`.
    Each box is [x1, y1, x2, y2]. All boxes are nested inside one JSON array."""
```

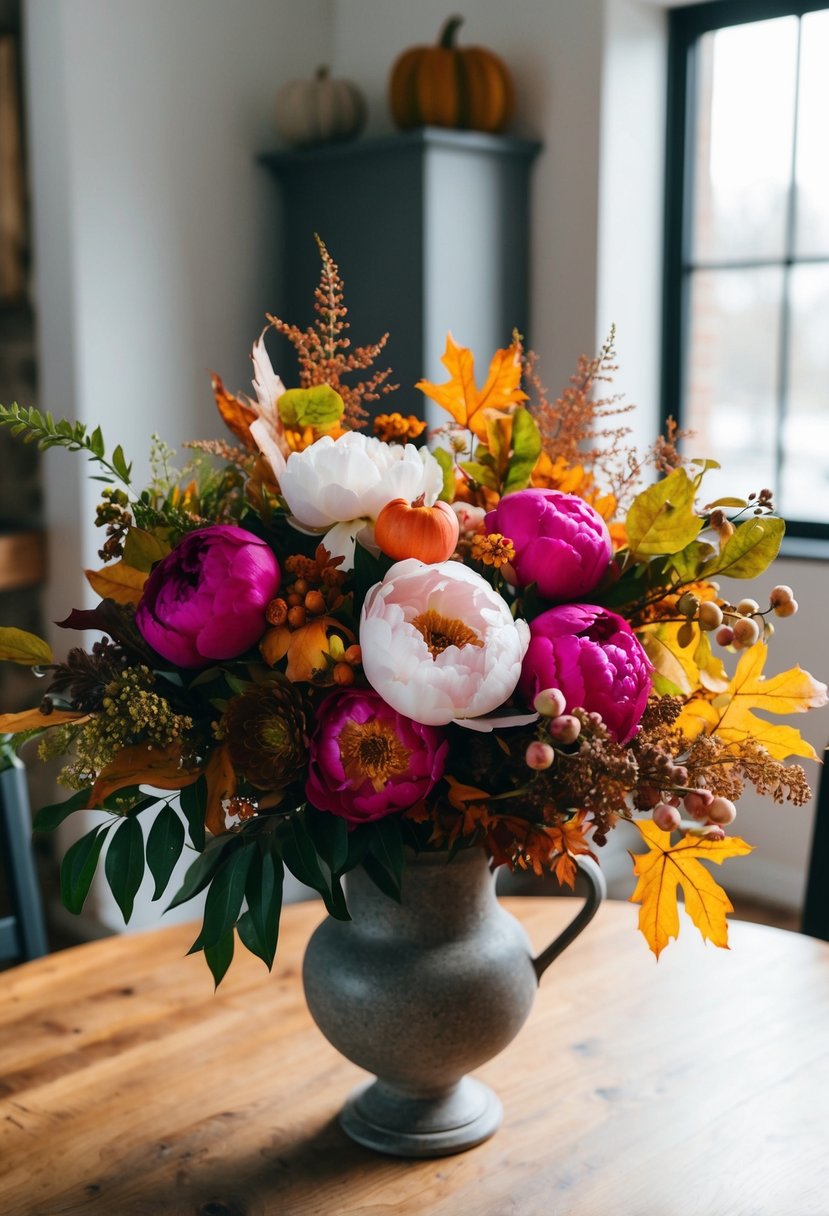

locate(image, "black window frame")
[[662, 0, 829, 543]]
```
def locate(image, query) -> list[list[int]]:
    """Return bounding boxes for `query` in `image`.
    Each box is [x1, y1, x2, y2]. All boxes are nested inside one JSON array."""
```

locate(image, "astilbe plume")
[[267, 236, 397, 429]]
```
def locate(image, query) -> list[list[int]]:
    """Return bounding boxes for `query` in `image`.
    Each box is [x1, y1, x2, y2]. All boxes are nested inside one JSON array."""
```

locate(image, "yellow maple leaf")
[[84, 560, 147, 606], [416, 334, 526, 441], [630, 820, 753, 957], [676, 642, 828, 761]]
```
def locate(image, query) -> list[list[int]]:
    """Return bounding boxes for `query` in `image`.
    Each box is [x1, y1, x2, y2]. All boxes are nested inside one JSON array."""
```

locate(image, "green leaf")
[[283, 815, 349, 920], [111, 444, 132, 483], [277, 385, 344, 429], [33, 786, 91, 832], [122, 527, 171, 572], [60, 824, 111, 915], [459, 460, 500, 492], [199, 844, 256, 950], [370, 817, 405, 888], [242, 847, 284, 968], [167, 834, 239, 910], [306, 807, 349, 875], [204, 930, 234, 989], [503, 408, 542, 495], [0, 627, 53, 665], [179, 777, 206, 851], [704, 517, 785, 580], [361, 851, 402, 903], [146, 804, 185, 901], [432, 447, 456, 502], [89, 426, 105, 458], [626, 469, 702, 557], [104, 816, 145, 923]]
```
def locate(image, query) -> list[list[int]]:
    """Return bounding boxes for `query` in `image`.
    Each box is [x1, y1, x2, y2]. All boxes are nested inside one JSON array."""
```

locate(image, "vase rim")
[[401, 845, 488, 867]]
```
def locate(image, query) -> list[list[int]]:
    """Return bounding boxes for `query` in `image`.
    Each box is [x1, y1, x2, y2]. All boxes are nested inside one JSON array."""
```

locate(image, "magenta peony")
[[517, 603, 652, 744], [306, 688, 448, 826], [485, 489, 611, 602], [136, 525, 280, 668]]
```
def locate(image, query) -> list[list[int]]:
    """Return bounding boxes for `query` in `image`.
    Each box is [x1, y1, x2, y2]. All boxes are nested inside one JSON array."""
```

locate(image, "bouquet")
[[1, 239, 825, 984]]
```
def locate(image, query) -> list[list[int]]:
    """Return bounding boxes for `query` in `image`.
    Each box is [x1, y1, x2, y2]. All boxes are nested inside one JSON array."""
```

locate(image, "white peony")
[[278, 432, 444, 569], [360, 559, 531, 727]]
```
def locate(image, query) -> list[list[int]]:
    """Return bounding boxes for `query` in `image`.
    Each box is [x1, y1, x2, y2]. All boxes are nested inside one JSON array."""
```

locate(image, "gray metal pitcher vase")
[[302, 846, 605, 1157]]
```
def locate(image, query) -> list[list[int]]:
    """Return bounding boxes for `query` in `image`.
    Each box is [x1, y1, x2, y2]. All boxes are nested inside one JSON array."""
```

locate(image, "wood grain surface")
[[1, 898, 828, 1216]]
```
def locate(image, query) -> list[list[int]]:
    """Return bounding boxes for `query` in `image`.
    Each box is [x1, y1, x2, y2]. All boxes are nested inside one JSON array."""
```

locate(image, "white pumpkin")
[[275, 67, 367, 149]]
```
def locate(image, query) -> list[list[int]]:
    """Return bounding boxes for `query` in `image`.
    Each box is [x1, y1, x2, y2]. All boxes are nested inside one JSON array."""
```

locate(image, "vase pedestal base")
[[339, 1076, 502, 1158]]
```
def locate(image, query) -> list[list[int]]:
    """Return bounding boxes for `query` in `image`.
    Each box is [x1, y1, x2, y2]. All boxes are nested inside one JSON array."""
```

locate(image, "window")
[[663, 0, 829, 539]]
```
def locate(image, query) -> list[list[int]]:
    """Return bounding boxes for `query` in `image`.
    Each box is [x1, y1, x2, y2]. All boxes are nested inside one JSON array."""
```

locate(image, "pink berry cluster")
[[678, 584, 798, 652], [650, 789, 737, 841], [524, 687, 586, 770]]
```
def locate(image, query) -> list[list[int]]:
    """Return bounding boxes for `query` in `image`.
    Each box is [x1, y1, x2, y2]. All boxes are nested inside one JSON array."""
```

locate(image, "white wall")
[[24, 0, 333, 630]]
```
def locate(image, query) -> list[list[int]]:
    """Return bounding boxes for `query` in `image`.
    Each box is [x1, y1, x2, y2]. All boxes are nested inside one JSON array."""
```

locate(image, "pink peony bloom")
[[485, 489, 611, 602], [136, 525, 280, 668], [360, 559, 530, 727], [306, 688, 448, 826], [517, 603, 652, 744]]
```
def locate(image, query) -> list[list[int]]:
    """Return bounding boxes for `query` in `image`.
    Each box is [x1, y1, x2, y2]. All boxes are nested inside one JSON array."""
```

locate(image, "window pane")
[[794, 10, 829, 257], [683, 268, 783, 502], [690, 18, 798, 262], [780, 265, 829, 521]]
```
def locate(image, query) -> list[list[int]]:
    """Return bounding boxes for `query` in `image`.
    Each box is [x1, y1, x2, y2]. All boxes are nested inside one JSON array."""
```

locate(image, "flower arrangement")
[[0, 238, 825, 984]]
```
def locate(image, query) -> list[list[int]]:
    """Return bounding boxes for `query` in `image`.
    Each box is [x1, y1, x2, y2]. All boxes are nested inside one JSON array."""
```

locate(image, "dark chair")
[[0, 754, 48, 964], [802, 747, 829, 942]]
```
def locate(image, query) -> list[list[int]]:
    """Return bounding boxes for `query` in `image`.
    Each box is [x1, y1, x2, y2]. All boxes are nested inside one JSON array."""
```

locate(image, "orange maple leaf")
[[677, 642, 828, 761], [89, 741, 201, 808], [204, 745, 236, 836], [416, 334, 526, 441], [0, 706, 89, 734], [211, 372, 257, 451], [630, 820, 753, 958]]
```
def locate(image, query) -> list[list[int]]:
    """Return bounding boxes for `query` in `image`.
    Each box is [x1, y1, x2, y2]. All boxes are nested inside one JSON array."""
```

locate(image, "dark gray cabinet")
[[261, 128, 541, 422]]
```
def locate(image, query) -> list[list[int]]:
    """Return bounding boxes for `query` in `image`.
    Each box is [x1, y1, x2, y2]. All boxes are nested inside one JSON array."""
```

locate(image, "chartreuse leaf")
[[677, 642, 828, 761], [146, 803, 186, 901], [33, 786, 92, 833], [104, 816, 145, 923], [204, 930, 234, 989], [60, 824, 112, 915], [277, 385, 344, 429], [668, 539, 717, 581], [503, 408, 542, 495], [0, 627, 53, 665], [626, 468, 702, 557], [704, 517, 784, 579], [122, 527, 171, 572], [630, 820, 753, 957], [432, 447, 456, 502], [459, 460, 500, 491]]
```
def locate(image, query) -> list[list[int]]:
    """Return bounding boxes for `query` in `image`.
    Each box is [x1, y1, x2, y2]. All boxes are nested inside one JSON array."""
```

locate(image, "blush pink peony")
[[305, 688, 448, 826], [136, 525, 280, 668], [517, 603, 652, 744], [359, 559, 530, 727], [485, 489, 611, 602]]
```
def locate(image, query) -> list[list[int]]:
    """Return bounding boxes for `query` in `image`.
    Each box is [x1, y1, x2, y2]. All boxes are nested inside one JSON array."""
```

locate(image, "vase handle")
[[531, 856, 606, 982]]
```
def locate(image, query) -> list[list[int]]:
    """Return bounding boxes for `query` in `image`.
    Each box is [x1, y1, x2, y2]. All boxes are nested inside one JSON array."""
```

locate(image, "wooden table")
[[1, 900, 828, 1216]]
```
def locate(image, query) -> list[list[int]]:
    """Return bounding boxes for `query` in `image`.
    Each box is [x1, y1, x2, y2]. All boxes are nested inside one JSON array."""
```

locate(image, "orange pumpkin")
[[388, 16, 515, 135], [374, 495, 460, 564]]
